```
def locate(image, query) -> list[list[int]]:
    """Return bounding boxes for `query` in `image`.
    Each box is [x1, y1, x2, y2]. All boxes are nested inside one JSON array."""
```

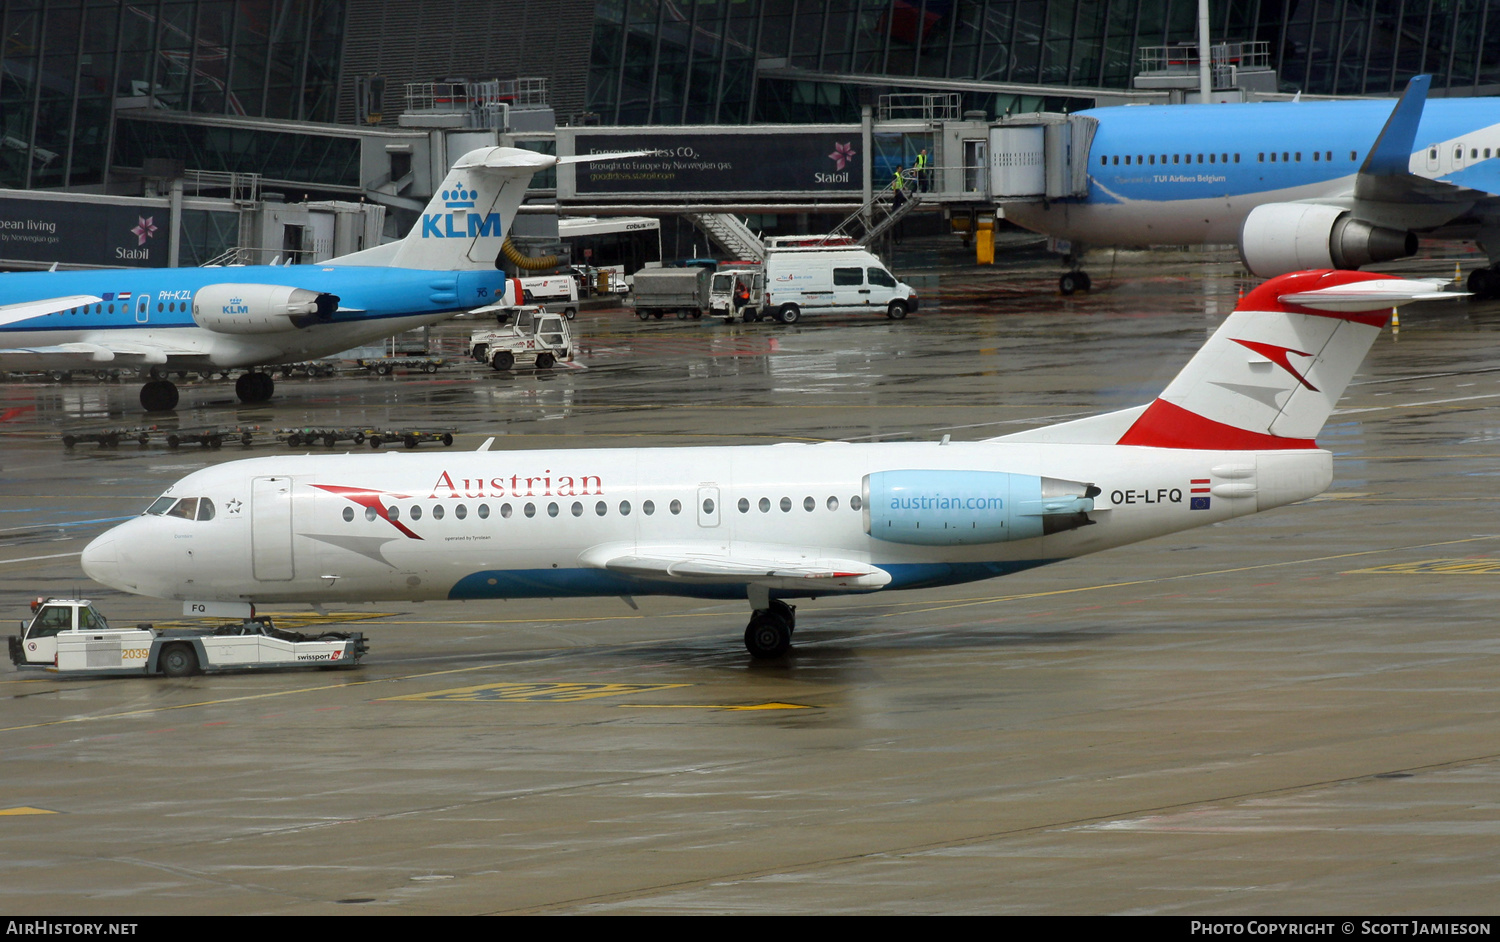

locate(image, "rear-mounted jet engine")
[[863, 470, 1098, 545], [192, 284, 339, 334]]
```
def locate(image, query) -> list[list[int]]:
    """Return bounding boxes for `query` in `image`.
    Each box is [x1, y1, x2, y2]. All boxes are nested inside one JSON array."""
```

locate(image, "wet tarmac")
[[3, 239, 1500, 914]]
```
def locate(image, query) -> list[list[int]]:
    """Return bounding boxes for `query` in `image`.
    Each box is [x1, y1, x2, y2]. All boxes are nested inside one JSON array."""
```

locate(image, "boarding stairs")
[[822, 170, 923, 247], [686, 212, 765, 261]]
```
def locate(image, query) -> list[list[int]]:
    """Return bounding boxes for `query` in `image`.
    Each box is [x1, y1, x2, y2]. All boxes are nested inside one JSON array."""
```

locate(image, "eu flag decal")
[[1190, 496, 1211, 510]]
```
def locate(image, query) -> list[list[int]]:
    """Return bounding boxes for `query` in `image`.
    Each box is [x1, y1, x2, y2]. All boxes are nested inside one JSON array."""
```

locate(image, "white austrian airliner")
[[81, 269, 1455, 658]]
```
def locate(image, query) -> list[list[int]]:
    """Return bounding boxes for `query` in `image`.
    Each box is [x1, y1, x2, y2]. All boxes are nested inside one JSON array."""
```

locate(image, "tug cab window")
[[30, 606, 73, 637]]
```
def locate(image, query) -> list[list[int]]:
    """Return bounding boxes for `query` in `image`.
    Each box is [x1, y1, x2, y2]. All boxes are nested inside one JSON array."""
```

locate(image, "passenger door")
[[252, 476, 295, 581]]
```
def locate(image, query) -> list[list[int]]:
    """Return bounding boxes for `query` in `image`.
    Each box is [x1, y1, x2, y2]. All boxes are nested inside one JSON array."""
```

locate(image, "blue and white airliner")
[[0, 147, 572, 411], [1003, 76, 1500, 297]]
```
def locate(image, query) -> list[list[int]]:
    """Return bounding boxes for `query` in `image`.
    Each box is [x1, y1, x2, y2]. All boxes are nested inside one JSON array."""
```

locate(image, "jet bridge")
[[985, 113, 1096, 202]]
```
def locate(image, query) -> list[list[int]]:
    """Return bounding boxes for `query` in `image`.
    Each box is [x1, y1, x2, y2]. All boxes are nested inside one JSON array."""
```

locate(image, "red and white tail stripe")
[[1116, 269, 1456, 450]]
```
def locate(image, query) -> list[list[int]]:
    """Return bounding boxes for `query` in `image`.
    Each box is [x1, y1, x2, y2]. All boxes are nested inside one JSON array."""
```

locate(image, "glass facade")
[[589, 0, 1500, 125], [114, 115, 362, 188], [0, 0, 345, 189]]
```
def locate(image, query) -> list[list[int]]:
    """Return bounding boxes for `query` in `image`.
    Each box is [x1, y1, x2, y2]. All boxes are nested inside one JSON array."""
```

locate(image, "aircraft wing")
[[0, 338, 196, 371], [579, 542, 891, 592], [0, 295, 103, 328], [1355, 75, 1493, 204]]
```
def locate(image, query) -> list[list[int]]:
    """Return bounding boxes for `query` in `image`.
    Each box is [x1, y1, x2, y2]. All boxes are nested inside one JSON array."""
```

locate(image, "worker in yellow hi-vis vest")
[[891, 166, 907, 243], [915, 148, 929, 192]]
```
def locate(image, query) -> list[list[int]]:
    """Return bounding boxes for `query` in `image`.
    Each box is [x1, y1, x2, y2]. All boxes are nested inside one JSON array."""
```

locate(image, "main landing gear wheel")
[[139, 379, 179, 412], [1468, 267, 1500, 301], [743, 599, 797, 659], [1059, 271, 1092, 295], [235, 371, 274, 404]]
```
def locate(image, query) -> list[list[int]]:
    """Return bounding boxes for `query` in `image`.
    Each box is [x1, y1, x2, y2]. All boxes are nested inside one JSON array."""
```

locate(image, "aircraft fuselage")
[[81, 442, 1330, 606]]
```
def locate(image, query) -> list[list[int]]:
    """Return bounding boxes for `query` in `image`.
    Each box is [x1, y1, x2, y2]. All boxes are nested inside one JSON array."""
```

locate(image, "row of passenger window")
[[735, 495, 863, 513], [63, 301, 189, 316], [344, 494, 867, 523], [1101, 150, 1358, 166]]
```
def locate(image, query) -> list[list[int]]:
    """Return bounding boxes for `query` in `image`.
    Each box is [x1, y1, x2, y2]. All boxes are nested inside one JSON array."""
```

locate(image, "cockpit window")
[[165, 498, 199, 520], [197, 499, 216, 521], [145, 496, 177, 516]]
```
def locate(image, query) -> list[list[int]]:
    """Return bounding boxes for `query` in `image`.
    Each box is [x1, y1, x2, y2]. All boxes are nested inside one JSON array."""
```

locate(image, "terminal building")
[[0, 1, 1494, 270]]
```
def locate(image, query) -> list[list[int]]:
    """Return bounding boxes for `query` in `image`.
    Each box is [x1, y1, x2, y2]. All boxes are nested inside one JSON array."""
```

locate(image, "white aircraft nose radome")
[[80, 534, 121, 590]]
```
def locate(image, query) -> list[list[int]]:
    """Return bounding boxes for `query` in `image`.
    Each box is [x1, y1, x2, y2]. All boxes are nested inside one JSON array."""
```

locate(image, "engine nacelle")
[[863, 470, 1097, 546], [192, 284, 339, 334], [1240, 202, 1417, 277]]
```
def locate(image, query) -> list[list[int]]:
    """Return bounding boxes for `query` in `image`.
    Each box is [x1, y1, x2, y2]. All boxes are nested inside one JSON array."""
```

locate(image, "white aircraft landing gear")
[[235, 371, 275, 404], [1058, 247, 1092, 296], [1058, 269, 1092, 295], [744, 586, 796, 659], [139, 378, 179, 412]]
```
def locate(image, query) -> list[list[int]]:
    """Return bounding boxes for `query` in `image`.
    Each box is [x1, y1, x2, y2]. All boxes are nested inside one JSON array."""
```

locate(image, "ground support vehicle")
[[470, 308, 573, 371], [163, 425, 258, 449], [9, 599, 367, 677], [274, 361, 338, 378], [277, 426, 453, 449], [359, 355, 445, 375], [517, 274, 580, 320], [366, 428, 455, 449], [630, 266, 711, 320], [760, 243, 919, 324], [61, 425, 157, 448], [279, 427, 371, 448], [709, 265, 765, 323], [60, 425, 258, 449]]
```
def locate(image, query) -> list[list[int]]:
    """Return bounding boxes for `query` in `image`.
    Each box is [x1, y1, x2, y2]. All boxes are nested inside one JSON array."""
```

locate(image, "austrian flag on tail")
[[1118, 270, 1462, 451]]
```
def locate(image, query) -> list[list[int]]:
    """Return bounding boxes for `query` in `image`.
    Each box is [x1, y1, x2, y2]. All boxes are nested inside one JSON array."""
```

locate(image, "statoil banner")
[[0, 196, 171, 267], [570, 131, 865, 195]]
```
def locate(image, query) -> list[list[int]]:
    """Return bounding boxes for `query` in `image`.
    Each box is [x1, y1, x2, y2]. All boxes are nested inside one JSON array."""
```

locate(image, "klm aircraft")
[[1004, 77, 1500, 297], [0, 147, 564, 412]]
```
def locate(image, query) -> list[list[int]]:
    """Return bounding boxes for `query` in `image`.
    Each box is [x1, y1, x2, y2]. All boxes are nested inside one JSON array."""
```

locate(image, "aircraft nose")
[[81, 534, 121, 589]]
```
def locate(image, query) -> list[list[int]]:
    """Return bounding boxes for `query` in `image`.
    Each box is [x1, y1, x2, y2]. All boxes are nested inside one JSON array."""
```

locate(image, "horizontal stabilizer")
[[1278, 277, 1464, 311]]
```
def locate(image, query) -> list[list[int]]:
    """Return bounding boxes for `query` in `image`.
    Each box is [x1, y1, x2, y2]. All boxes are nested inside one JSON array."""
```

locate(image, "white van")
[[760, 246, 918, 324]]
